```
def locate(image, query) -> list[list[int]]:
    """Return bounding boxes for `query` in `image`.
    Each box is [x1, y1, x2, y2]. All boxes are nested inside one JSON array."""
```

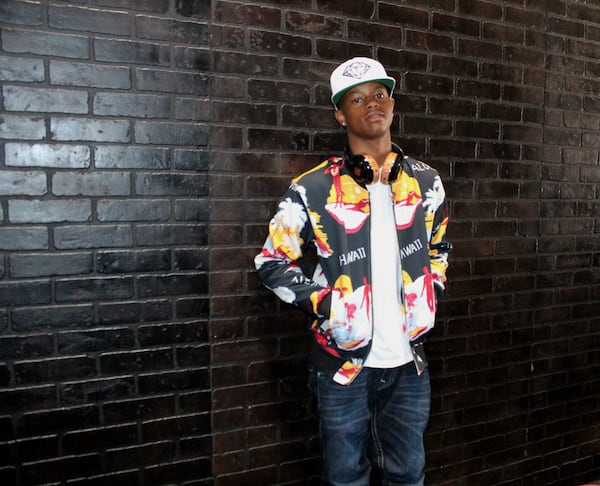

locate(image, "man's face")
[[334, 81, 395, 140]]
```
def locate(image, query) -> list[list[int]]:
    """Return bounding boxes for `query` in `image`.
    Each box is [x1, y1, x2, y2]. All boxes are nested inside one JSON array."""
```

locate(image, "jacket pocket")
[[326, 286, 372, 351]]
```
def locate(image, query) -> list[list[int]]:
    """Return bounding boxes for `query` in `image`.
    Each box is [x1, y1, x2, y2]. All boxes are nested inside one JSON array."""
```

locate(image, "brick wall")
[[1, 1, 599, 485]]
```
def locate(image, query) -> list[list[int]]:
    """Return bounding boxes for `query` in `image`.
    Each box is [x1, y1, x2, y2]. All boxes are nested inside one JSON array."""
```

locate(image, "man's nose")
[[366, 95, 379, 108]]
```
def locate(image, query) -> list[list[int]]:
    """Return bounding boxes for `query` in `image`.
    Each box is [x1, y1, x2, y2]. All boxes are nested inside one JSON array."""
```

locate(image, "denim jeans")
[[311, 363, 430, 486]]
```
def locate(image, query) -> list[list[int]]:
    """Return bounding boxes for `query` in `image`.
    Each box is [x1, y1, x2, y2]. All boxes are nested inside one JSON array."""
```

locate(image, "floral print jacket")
[[255, 149, 451, 385]]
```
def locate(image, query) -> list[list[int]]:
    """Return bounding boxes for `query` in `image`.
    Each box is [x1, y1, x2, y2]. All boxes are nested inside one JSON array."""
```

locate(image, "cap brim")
[[332, 78, 396, 108]]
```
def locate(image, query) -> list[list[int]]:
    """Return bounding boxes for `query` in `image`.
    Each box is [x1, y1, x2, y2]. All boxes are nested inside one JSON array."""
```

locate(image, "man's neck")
[[347, 135, 392, 165]]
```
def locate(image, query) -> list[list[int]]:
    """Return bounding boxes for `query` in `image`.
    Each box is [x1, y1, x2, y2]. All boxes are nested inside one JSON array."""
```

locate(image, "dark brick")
[[0, 0, 43, 26], [12, 435, 60, 463], [52, 171, 130, 196], [174, 248, 209, 271], [209, 74, 244, 98], [139, 369, 209, 394], [432, 12, 480, 35], [285, 11, 343, 35], [9, 252, 92, 278], [54, 224, 133, 249], [212, 100, 276, 125], [96, 249, 171, 274], [143, 457, 212, 485], [173, 149, 209, 170], [48, 4, 130, 35], [51, 117, 130, 142], [174, 199, 209, 221], [5, 143, 90, 168], [102, 395, 175, 424], [214, 51, 277, 76], [135, 15, 209, 43], [135, 224, 208, 246], [282, 106, 335, 129], [139, 300, 173, 322], [11, 304, 94, 331], [94, 38, 170, 65], [135, 121, 208, 145], [176, 296, 210, 318], [248, 79, 310, 103], [0, 334, 53, 361], [105, 440, 177, 470], [0, 280, 51, 305], [406, 30, 454, 54], [316, 0, 374, 17], [55, 276, 133, 302], [174, 97, 210, 121], [136, 273, 208, 297], [97, 199, 170, 222], [0, 385, 57, 415], [0, 170, 47, 195], [316, 38, 372, 61], [348, 19, 403, 45], [94, 93, 170, 118], [175, 0, 211, 18], [433, 55, 478, 76], [62, 422, 137, 453], [135, 68, 208, 95], [1, 28, 88, 59], [138, 322, 208, 347], [95, 0, 169, 13], [0, 114, 46, 140], [405, 72, 454, 95], [135, 173, 208, 196], [0, 362, 9, 385], [67, 471, 142, 486], [249, 30, 311, 55], [15, 357, 97, 385], [0, 55, 44, 82], [214, 2, 280, 28], [100, 348, 173, 375], [0, 310, 7, 333], [21, 452, 103, 484], [247, 128, 309, 151], [94, 145, 169, 169], [57, 328, 135, 354], [50, 60, 131, 89], [210, 24, 245, 49], [8, 199, 91, 223], [97, 302, 141, 325]]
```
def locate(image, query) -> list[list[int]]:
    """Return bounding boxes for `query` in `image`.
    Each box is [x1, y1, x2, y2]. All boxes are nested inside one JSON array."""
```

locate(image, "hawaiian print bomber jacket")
[[255, 147, 451, 385]]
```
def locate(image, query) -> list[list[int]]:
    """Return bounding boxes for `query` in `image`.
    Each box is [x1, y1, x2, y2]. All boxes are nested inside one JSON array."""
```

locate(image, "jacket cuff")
[[316, 290, 331, 317]]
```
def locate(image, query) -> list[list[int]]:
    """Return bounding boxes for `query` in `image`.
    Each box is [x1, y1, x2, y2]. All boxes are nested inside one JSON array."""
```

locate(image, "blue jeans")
[[311, 363, 430, 486]]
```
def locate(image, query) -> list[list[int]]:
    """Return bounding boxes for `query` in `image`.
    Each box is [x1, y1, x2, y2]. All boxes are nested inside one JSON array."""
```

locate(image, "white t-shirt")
[[364, 181, 413, 368]]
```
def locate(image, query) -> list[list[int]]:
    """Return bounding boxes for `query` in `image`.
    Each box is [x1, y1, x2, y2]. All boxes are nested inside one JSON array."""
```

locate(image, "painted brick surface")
[[1, 1, 599, 486], [1, 1, 211, 485]]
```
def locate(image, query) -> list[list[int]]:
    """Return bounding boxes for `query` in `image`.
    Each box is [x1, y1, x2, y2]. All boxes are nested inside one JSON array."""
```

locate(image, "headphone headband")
[[345, 146, 404, 185]]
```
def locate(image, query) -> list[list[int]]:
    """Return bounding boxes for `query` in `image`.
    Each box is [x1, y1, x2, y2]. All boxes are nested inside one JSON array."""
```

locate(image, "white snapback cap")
[[330, 57, 396, 109]]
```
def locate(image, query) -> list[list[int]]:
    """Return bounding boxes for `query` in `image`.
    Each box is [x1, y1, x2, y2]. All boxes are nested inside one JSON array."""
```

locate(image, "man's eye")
[[352, 97, 363, 104], [375, 92, 385, 99]]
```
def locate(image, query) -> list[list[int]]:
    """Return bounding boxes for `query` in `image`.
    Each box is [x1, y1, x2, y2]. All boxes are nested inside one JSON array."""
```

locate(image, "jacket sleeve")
[[254, 186, 329, 316], [428, 176, 452, 301]]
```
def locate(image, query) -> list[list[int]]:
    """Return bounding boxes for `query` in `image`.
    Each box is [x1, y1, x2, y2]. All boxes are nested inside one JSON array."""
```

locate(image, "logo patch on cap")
[[343, 61, 372, 80]]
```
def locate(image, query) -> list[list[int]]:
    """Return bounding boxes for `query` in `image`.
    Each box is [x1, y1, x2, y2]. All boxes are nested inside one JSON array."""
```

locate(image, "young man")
[[255, 57, 451, 485]]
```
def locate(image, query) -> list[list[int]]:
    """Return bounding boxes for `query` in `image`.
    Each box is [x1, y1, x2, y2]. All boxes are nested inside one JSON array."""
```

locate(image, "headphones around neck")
[[345, 146, 404, 185]]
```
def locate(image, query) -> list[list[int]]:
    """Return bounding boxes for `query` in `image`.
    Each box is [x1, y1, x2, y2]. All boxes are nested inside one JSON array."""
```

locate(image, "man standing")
[[255, 57, 451, 485]]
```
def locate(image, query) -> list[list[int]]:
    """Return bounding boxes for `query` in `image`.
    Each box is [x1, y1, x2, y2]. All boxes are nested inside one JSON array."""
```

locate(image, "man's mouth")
[[366, 112, 385, 122]]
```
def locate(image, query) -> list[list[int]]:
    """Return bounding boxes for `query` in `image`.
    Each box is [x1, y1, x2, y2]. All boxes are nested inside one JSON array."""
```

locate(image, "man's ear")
[[334, 110, 346, 127]]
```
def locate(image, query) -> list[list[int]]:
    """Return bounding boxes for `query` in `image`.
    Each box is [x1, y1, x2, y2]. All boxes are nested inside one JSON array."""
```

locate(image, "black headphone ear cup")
[[350, 154, 378, 184], [380, 152, 403, 184]]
